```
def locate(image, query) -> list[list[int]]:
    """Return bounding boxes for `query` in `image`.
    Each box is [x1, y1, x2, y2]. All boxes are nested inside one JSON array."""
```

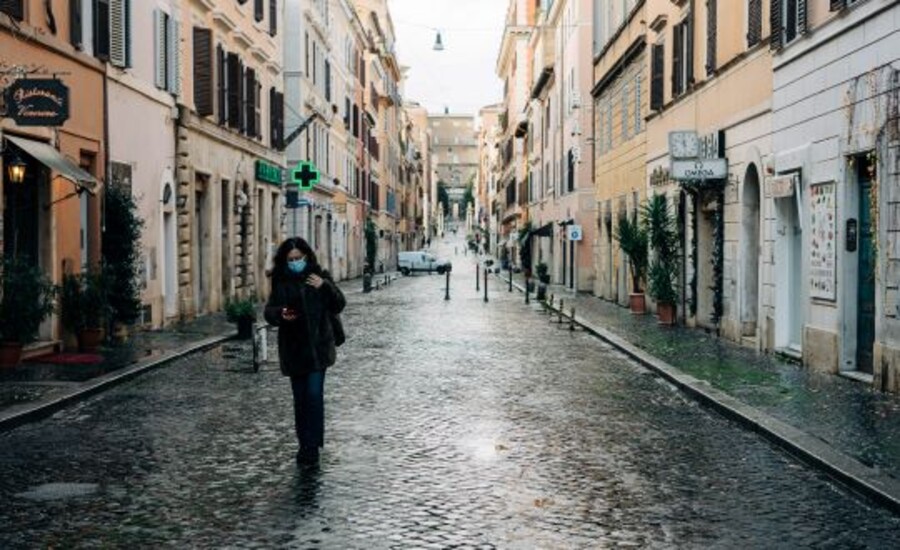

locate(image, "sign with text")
[[671, 158, 728, 181], [809, 182, 837, 301], [4, 79, 70, 126], [770, 174, 797, 198], [255, 160, 283, 185]]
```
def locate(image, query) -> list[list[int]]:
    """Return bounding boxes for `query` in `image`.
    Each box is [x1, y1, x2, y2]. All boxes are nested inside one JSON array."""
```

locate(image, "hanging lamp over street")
[[433, 31, 444, 51]]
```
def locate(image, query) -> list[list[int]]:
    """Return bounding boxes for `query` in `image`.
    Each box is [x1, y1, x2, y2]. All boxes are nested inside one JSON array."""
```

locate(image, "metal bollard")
[[445, 269, 451, 301], [483, 268, 489, 303], [570, 307, 576, 331], [508, 267, 513, 292], [548, 294, 555, 314], [476, 263, 480, 292], [558, 299, 565, 324], [525, 277, 530, 305]]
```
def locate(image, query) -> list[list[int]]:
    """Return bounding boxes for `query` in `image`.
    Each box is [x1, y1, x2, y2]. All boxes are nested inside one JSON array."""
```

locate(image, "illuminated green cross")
[[292, 161, 320, 190]]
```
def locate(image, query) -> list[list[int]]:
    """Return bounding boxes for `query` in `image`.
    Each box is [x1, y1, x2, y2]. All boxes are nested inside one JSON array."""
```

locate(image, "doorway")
[[193, 175, 210, 315], [221, 179, 231, 299], [856, 156, 876, 374], [742, 165, 761, 339], [775, 184, 803, 353]]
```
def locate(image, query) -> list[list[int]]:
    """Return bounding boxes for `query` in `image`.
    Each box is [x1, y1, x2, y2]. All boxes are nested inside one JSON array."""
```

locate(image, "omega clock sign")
[[4, 79, 71, 127]]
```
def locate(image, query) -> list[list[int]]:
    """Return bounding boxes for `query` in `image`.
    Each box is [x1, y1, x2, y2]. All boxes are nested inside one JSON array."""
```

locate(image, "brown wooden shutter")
[[0, 0, 24, 21], [270, 88, 284, 150], [70, 0, 83, 48], [770, 0, 783, 51], [237, 59, 245, 133], [269, 0, 277, 36], [217, 45, 226, 125], [797, 0, 808, 35], [245, 67, 256, 137], [747, 0, 762, 47], [706, 0, 717, 75], [254, 0, 263, 22], [686, 14, 694, 86], [227, 52, 241, 128], [651, 43, 664, 111], [193, 28, 214, 117], [256, 79, 262, 140], [830, 0, 847, 11], [672, 23, 683, 96]]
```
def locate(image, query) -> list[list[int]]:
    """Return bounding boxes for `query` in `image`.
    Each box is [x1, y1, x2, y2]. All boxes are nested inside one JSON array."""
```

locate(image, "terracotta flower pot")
[[657, 302, 677, 326], [0, 341, 23, 368], [78, 328, 104, 353], [629, 293, 646, 315]]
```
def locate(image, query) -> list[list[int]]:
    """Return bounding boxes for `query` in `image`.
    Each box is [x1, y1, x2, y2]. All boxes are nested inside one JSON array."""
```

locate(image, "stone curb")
[[496, 273, 900, 515], [0, 334, 233, 434]]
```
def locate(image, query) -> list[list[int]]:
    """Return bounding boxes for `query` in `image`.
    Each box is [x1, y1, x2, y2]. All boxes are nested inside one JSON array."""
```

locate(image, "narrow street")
[[0, 238, 897, 548]]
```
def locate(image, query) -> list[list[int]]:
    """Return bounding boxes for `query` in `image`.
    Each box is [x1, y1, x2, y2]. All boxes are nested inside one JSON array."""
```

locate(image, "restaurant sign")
[[4, 79, 70, 126]]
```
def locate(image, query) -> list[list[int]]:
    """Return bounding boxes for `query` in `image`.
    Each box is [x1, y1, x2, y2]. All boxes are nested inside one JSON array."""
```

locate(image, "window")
[[154, 9, 179, 94], [270, 88, 283, 149], [193, 27, 214, 117], [254, 0, 263, 22], [94, 0, 110, 59], [650, 43, 664, 111], [621, 83, 629, 141], [634, 74, 642, 132], [325, 60, 332, 102], [671, 17, 692, 97], [706, 0, 717, 74], [226, 52, 241, 128], [747, 0, 762, 47], [269, 0, 277, 36], [70, 0, 83, 48], [771, 0, 807, 51], [0, 0, 24, 21]]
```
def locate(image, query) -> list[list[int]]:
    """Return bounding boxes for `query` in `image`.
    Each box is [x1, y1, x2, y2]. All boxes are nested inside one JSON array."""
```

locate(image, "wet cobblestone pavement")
[[2, 248, 900, 547], [499, 266, 900, 483]]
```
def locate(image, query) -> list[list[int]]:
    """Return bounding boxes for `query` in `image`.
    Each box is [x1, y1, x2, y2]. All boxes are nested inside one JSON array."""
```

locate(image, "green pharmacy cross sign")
[[292, 161, 320, 190]]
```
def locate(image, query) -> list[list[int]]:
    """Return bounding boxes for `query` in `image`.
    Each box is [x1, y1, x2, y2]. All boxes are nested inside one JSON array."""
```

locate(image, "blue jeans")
[[290, 371, 325, 451]]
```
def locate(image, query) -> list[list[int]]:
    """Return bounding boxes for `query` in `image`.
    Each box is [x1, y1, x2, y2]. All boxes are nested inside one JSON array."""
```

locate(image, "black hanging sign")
[[4, 79, 70, 126]]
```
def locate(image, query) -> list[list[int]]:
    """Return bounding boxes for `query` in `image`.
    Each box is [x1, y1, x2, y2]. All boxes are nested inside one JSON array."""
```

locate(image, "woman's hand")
[[307, 274, 324, 289], [281, 307, 298, 322]]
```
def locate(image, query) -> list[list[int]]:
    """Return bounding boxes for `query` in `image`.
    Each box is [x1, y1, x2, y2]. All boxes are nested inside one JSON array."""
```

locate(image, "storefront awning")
[[6, 135, 100, 195]]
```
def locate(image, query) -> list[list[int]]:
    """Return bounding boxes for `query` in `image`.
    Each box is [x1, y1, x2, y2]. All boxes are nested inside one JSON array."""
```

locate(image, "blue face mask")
[[288, 259, 307, 274]]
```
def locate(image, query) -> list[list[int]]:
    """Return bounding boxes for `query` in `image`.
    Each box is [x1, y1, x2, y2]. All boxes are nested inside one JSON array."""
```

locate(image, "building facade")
[[1, 0, 104, 346], [770, 0, 900, 389], [428, 113, 478, 221], [477, 104, 503, 254]]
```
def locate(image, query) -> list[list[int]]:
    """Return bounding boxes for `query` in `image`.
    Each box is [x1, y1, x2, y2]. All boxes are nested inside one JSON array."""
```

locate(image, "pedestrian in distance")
[[265, 237, 346, 466]]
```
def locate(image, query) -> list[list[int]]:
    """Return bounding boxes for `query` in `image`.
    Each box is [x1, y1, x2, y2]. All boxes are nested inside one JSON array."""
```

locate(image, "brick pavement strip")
[[496, 268, 900, 515]]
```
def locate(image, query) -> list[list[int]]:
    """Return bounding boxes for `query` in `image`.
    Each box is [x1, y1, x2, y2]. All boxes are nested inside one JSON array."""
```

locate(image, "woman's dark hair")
[[272, 237, 319, 283]]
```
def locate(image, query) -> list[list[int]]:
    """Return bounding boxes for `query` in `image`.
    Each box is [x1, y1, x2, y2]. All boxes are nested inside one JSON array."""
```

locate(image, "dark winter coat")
[[264, 266, 346, 376]]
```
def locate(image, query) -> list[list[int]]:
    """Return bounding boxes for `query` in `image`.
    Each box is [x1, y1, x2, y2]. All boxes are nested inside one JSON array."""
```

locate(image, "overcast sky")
[[388, 0, 507, 116]]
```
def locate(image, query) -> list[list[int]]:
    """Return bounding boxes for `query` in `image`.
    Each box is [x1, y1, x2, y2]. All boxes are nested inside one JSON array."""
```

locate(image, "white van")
[[398, 251, 452, 276]]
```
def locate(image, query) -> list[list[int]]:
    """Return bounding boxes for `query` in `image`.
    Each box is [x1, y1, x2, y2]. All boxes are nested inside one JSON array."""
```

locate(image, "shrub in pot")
[[225, 297, 257, 340], [535, 262, 550, 301], [60, 268, 111, 352], [614, 214, 649, 314], [642, 194, 680, 325], [103, 183, 145, 341], [0, 257, 56, 366]]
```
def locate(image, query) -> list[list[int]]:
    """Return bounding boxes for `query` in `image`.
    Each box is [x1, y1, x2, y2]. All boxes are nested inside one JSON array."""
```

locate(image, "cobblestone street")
[[2, 250, 900, 548]]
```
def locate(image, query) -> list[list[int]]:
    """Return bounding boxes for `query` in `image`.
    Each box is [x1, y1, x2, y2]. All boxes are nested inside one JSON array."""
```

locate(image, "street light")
[[6, 151, 26, 184], [433, 31, 444, 51]]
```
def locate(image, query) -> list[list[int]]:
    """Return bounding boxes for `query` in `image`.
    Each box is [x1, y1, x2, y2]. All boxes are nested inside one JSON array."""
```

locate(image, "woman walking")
[[265, 237, 346, 465]]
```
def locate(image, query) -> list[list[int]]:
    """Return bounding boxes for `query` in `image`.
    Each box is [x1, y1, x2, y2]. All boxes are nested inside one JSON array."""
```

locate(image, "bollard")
[[570, 307, 576, 331], [525, 277, 530, 305], [548, 294, 555, 314], [476, 263, 480, 292], [483, 268, 489, 303], [508, 267, 513, 292], [445, 269, 450, 301], [558, 299, 565, 324]]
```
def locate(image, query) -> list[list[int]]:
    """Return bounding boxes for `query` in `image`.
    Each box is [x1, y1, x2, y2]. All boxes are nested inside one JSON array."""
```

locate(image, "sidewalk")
[[0, 314, 235, 432], [479, 256, 900, 511]]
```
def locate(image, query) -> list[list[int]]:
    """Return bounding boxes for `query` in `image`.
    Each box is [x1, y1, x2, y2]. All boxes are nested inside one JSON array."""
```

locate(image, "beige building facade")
[[429, 113, 478, 220]]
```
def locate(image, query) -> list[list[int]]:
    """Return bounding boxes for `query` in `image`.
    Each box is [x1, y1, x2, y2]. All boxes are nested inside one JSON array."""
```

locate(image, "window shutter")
[[227, 52, 241, 128], [269, 0, 277, 36], [109, 0, 126, 67], [256, 79, 262, 140], [686, 15, 694, 86], [770, 0, 783, 51], [797, 0, 808, 35], [747, 0, 762, 47], [830, 0, 847, 11], [193, 28, 214, 117], [706, 0, 717, 75], [254, 0, 263, 22], [672, 23, 683, 96], [167, 18, 180, 95], [237, 59, 245, 133], [217, 45, 226, 125], [0, 0, 24, 21], [270, 89, 284, 150], [70, 0, 83, 48], [153, 10, 166, 89], [95, 0, 111, 59], [651, 44, 664, 111], [245, 67, 256, 137]]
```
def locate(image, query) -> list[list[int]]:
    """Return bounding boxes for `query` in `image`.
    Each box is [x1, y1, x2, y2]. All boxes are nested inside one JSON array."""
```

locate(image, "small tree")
[[614, 215, 648, 293], [642, 194, 680, 305], [437, 181, 450, 216], [102, 184, 144, 325], [365, 218, 378, 271]]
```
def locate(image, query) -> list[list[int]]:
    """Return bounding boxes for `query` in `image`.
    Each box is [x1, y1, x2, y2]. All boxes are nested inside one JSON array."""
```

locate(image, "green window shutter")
[[109, 0, 126, 67], [770, 0, 783, 51]]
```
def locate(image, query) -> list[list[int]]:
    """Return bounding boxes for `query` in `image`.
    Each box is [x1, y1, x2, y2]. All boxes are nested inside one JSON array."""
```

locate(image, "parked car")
[[398, 251, 452, 276]]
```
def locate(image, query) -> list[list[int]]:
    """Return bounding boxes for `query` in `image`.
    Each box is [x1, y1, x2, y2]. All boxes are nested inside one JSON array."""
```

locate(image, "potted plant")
[[643, 194, 680, 325], [535, 262, 550, 301], [78, 267, 111, 352], [614, 214, 649, 314], [225, 297, 257, 340], [102, 184, 145, 342], [0, 257, 56, 366]]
